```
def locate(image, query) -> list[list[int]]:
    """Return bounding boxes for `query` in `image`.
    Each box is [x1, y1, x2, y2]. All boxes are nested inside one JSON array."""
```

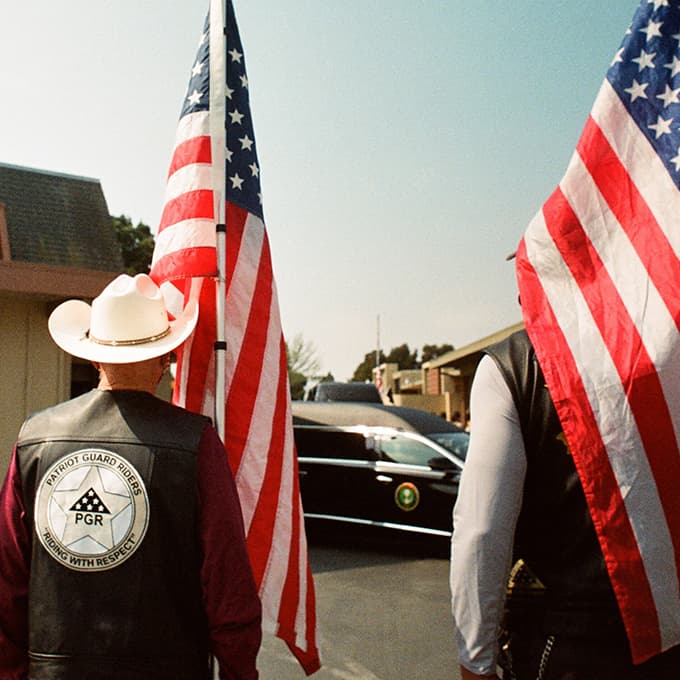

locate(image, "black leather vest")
[[17, 389, 213, 679], [486, 331, 624, 636]]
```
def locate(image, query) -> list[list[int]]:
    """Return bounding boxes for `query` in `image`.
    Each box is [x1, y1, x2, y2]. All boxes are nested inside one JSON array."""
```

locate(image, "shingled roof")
[[0, 163, 123, 271]]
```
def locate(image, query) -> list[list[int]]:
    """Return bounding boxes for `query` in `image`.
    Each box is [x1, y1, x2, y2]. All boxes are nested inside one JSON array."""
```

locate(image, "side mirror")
[[428, 456, 457, 471]]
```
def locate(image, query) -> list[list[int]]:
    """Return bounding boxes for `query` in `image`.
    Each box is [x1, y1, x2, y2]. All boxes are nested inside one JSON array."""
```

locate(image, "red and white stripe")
[[150, 80, 320, 679], [517, 79, 680, 663], [152, 111, 218, 286]]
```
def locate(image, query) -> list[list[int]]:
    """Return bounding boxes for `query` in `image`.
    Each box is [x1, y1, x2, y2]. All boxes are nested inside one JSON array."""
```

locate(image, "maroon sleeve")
[[0, 447, 30, 679], [197, 424, 262, 679]]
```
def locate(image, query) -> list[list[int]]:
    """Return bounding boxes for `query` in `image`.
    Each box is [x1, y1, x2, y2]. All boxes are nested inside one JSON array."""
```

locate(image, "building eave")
[[423, 321, 525, 369], [0, 260, 118, 300]]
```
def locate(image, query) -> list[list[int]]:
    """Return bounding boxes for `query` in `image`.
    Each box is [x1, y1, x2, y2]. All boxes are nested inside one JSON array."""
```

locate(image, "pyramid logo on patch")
[[69, 488, 110, 514]]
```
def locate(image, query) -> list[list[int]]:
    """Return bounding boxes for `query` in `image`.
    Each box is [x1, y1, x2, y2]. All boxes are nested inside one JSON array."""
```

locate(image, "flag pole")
[[210, 0, 228, 440], [376, 313, 380, 367], [375, 313, 381, 391], [209, 3, 227, 676]]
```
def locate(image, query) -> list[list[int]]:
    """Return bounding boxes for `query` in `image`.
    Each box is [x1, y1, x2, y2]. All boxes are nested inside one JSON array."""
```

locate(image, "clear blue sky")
[[0, 1, 640, 380]]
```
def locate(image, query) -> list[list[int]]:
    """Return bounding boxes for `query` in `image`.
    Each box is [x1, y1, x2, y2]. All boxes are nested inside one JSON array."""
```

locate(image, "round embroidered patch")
[[34, 449, 149, 572], [394, 482, 420, 512]]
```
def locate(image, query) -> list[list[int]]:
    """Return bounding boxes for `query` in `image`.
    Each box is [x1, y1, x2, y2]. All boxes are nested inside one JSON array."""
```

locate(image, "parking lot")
[[257, 524, 462, 680]]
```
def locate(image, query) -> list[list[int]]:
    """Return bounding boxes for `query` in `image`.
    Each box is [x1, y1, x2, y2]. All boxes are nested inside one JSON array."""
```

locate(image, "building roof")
[[422, 321, 525, 370], [0, 163, 123, 271], [291, 401, 462, 434]]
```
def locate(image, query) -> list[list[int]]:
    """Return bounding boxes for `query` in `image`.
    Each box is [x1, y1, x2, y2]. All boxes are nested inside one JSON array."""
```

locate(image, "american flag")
[[150, 1, 320, 673], [516, 0, 680, 663]]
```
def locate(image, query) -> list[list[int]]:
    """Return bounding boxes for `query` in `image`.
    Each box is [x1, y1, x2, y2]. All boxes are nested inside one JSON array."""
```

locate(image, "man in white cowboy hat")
[[0, 273, 262, 679]]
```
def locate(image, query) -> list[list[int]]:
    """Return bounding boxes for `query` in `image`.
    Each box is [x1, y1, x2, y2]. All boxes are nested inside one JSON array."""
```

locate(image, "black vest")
[[486, 331, 625, 637], [17, 389, 213, 679]]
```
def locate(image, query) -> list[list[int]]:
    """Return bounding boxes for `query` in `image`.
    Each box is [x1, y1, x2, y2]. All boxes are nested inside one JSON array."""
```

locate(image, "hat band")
[[88, 326, 171, 347]]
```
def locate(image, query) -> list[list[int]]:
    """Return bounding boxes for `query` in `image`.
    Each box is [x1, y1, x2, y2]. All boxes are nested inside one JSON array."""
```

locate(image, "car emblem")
[[394, 482, 420, 512], [34, 449, 149, 572]]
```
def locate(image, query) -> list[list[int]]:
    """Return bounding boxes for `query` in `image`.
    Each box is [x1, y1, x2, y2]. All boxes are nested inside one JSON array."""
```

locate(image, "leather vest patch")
[[34, 447, 150, 572]]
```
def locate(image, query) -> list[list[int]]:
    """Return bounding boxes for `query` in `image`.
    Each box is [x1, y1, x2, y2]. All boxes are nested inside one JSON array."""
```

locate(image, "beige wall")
[[440, 373, 468, 421], [390, 393, 450, 419], [0, 297, 69, 480], [0, 295, 177, 482]]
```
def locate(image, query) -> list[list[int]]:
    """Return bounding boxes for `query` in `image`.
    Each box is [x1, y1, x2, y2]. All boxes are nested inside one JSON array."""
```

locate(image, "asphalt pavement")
[[256, 524, 462, 680]]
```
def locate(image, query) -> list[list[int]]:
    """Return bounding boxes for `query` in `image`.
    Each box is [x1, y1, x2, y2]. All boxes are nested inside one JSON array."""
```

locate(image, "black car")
[[307, 381, 382, 403], [292, 402, 468, 538]]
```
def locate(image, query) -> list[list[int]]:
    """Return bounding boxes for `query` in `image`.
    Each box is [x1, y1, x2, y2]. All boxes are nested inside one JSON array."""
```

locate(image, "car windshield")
[[427, 432, 469, 461]]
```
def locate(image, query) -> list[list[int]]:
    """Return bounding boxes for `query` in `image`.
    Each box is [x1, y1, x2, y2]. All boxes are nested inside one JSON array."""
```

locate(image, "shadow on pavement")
[[258, 520, 460, 679]]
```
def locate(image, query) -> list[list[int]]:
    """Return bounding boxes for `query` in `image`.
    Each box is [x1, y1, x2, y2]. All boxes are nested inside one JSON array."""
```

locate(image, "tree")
[[112, 214, 155, 275], [351, 344, 419, 381], [351, 342, 455, 380], [384, 344, 419, 369], [286, 334, 321, 400], [421, 343, 454, 363], [351, 350, 386, 382], [288, 369, 307, 401]]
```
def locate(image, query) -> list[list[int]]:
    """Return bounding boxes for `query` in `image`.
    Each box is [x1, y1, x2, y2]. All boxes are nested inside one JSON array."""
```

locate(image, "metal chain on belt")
[[535, 635, 555, 680]]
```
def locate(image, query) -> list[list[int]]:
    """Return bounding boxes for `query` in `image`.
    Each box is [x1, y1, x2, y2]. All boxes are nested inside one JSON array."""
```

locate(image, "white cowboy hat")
[[48, 274, 198, 364]]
